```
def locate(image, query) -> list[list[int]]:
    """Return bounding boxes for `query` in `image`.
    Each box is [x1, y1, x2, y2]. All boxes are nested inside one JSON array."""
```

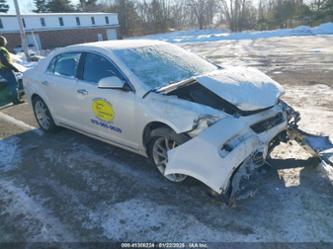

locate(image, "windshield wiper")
[[159, 77, 196, 93], [143, 74, 208, 98], [143, 87, 159, 99], [143, 79, 189, 98]]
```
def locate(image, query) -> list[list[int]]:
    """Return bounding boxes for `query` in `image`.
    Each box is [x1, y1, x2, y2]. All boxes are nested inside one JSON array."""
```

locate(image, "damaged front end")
[[165, 104, 288, 202], [165, 100, 333, 205]]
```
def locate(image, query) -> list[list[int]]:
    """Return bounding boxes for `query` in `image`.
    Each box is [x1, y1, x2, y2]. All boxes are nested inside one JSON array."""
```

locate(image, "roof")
[[0, 12, 117, 17], [68, 39, 168, 50]]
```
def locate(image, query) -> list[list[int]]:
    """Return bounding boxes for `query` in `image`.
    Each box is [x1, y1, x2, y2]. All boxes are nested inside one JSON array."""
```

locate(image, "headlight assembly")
[[188, 115, 221, 137]]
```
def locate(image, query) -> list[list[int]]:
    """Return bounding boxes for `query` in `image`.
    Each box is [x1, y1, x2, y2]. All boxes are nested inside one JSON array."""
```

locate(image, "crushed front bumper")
[[165, 105, 288, 195], [289, 127, 333, 167]]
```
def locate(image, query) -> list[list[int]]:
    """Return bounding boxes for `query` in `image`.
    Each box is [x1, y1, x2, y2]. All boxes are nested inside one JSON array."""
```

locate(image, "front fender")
[[143, 93, 223, 134]]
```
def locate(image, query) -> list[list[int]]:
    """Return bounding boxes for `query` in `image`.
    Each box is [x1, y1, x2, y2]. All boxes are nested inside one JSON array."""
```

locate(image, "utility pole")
[[13, 0, 29, 61]]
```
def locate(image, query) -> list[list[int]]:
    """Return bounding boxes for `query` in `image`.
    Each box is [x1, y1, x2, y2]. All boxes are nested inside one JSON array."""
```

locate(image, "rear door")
[[75, 52, 139, 149], [44, 52, 82, 127]]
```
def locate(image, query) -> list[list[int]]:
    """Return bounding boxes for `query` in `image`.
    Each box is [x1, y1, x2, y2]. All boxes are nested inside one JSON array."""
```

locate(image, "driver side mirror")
[[98, 76, 130, 91]]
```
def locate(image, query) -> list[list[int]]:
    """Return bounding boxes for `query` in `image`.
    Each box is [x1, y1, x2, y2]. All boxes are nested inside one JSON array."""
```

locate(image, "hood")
[[194, 66, 284, 111]]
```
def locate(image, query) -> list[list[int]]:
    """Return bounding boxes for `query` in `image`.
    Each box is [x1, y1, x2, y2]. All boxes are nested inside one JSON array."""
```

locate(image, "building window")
[[91, 17, 95, 25], [0, 18, 3, 29], [22, 18, 26, 28], [59, 17, 64, 26], [40, 18, 46, 27], [76, 17, 80, 26], [105, 16, 109, 24]]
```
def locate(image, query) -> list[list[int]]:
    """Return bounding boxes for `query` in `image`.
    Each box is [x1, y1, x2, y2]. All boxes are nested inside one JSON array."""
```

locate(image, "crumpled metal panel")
[[165, 116, 259, 193]]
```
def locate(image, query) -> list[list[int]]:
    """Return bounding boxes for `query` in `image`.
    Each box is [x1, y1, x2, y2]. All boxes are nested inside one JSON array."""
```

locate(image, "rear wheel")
[[32, 96, 57, 132], [148, 127, 189, 183]]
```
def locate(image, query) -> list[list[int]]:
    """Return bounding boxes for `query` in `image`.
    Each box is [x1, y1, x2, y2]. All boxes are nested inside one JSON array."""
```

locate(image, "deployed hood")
[[194, 66, 284, 111]]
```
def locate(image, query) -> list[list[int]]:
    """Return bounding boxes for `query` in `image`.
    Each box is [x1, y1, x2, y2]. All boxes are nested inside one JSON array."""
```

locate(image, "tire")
[[32, 96, 58, 132], [148, 127, 190, 183]]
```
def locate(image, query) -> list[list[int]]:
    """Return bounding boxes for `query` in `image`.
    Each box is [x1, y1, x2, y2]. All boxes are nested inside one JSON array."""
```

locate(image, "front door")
[[75, 52, 138, 149]]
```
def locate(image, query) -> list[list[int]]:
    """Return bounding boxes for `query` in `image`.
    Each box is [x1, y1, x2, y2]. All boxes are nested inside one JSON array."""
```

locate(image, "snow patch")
[[139, 23, 333, 44], [314, 22, 333, 34], [43, 143, 158, 185], [86, 198, 262, 242], [0, 179, 74, 241], [283, 84, 333, 117], [12, 53, 39, 71]]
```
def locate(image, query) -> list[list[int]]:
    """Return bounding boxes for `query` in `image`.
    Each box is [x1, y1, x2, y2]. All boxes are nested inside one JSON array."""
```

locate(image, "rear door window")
[[50, 53, 81, 78]]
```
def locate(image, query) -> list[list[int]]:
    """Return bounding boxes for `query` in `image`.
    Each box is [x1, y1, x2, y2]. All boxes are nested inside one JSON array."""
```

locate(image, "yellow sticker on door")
[[92, 99, 115, 122]]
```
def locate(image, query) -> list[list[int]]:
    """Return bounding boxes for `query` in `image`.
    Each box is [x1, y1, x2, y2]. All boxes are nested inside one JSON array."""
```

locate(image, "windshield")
[[113, 44, 218, 89]]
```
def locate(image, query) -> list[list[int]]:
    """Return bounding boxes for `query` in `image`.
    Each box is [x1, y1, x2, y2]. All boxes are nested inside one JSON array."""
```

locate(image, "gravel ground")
[[0, 35, 332, 243]]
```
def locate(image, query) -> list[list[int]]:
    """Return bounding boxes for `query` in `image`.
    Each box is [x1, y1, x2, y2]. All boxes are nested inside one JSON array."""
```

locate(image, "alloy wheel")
[[35, 100, 51, 130], [152, 137, 187, 182]]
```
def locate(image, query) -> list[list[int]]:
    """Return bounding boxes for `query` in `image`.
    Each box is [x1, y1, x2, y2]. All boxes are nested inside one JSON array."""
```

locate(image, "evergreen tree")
[[34, 0, 49, 13], [79, 0, 99, 12], [47, 0, 74, 12], [0, 0, 9, 13], [108, 0, 142, 36]]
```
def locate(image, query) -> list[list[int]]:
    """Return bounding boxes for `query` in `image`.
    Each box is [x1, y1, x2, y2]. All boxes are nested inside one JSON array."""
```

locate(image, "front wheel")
[[148, 127, 189, 183], [32, 96, 58, 132]]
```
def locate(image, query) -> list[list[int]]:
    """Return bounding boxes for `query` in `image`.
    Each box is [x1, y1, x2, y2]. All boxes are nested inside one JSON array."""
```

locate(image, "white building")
[[0, 12, 119, 51]]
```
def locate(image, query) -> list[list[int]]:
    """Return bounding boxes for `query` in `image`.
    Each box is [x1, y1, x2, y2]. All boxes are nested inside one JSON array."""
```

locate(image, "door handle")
[[77, 89, 88, 96], [41, 80, 49, 86]]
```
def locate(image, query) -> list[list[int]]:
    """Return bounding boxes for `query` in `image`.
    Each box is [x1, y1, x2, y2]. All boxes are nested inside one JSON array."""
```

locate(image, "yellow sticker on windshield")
[[92, 99, 115, 122]]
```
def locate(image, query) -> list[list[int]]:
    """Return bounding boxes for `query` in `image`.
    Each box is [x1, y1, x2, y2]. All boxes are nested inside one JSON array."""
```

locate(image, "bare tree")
[[187, 0, 217, 29], [219, 0, 252, 32], [172, 0, 189, 28], [90, 0, 331, 36]]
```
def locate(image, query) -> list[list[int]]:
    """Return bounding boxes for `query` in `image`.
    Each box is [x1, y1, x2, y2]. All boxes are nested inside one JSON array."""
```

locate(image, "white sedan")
[[24, 40, 331, 202]]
